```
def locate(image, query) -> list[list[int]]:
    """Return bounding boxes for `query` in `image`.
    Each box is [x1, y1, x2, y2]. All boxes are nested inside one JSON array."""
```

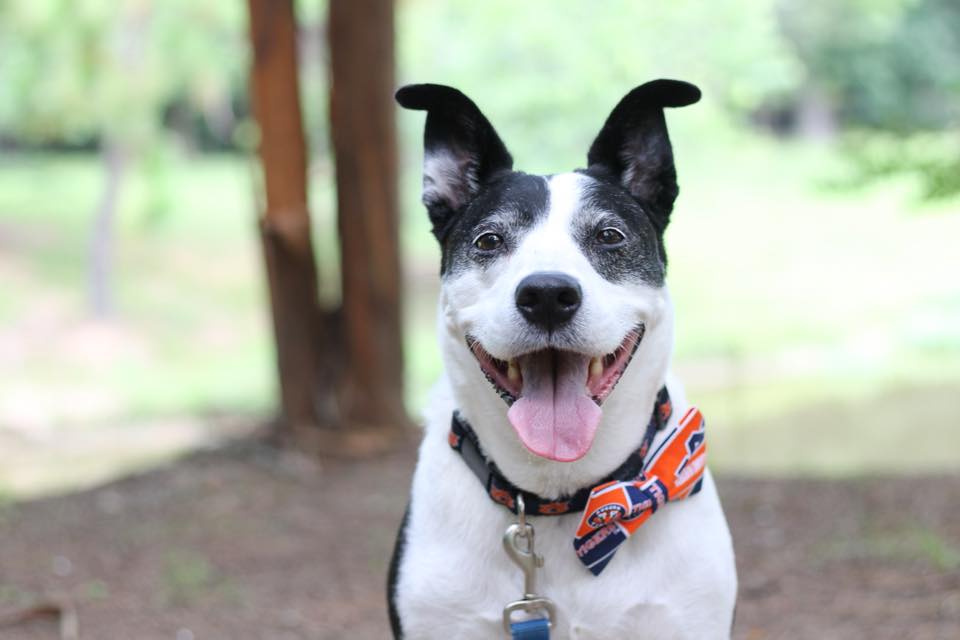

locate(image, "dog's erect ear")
[[586, 79, 700, 231], [396, 84, 513, 241]]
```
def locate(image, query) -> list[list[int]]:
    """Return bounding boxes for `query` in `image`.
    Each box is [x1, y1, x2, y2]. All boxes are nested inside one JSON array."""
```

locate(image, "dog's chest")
[[400, 514, 682, 638], [395, 428, 737, 639]]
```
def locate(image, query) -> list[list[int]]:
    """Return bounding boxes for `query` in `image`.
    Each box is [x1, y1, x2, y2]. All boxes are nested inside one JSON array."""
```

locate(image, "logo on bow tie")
[[573, 407, 707, 575], [586, 503, 627, 528]]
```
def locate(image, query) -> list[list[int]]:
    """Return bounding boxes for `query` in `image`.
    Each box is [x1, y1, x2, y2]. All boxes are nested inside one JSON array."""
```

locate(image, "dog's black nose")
[[515, 272, 582, 330]]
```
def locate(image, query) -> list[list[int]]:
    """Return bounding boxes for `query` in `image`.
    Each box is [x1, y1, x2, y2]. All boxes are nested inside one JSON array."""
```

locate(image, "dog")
[[388, 79, 737, 639]]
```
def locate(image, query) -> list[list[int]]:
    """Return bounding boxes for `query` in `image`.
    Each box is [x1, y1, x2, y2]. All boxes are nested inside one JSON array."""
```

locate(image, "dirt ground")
[[0, 439, 957, 640]]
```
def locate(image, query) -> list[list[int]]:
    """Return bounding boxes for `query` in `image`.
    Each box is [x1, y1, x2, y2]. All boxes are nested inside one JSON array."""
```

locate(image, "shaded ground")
[[0, 440, 957, 639]]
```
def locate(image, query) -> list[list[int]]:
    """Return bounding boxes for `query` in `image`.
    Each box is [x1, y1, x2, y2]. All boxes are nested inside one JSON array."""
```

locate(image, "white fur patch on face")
[[440, 172, 668, 362]]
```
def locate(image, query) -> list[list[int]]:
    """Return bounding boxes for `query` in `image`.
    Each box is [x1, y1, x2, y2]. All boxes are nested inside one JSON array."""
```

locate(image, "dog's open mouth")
[[467, 325, 644, 462]]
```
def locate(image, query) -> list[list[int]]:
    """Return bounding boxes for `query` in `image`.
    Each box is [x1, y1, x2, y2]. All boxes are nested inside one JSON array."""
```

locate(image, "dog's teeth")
[[590, 357, 603, 378], [507, 360, 520, 383]]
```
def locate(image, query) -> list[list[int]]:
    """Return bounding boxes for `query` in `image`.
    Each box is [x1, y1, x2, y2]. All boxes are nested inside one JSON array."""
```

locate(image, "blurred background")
[[0, 0, 957, 638]]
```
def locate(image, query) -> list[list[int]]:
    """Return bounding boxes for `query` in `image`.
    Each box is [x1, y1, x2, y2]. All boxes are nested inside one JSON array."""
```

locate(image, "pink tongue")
[[507, 351, 602, 462]]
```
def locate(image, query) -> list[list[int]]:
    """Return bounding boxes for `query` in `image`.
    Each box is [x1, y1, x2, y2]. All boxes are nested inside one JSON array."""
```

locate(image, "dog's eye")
[[474, 233, 504, 251], [596, 227, 626, 246]]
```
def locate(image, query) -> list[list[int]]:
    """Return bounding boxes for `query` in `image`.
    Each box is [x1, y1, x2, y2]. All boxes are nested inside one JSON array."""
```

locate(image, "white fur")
[[424, 149, 478, 211], [395, 173, 737, 639]]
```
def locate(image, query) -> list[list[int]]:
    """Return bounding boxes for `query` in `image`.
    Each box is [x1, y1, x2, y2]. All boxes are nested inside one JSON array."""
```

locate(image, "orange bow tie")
[[573, 407, 707, 575]]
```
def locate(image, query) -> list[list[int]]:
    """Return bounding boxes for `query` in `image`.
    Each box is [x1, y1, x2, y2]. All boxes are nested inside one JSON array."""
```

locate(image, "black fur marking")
[[397, 80, 700, 278], [395, 84, 513, 244], [442, 172, 549, 275], [585, 79, 700, 235], [387, 501, 411, 639], [574, 173, 667, 283]]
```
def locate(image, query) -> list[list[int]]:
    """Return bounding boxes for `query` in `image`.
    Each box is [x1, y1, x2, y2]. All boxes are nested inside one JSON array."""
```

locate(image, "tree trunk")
[[87, 2, 153, 318], [246, 0, 409, 456], [247, 0, 332, 444], [795, 83, 837, 141], [328, 0, 409, 436], [89, 141, 127, 318]]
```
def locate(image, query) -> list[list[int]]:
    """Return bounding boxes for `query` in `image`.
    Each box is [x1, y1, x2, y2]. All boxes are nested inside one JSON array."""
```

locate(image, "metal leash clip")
[[502, 495, 556, 636]]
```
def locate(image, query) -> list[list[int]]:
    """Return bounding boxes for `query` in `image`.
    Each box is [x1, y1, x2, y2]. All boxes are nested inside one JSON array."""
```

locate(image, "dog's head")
[[398, 80, 699, 463]]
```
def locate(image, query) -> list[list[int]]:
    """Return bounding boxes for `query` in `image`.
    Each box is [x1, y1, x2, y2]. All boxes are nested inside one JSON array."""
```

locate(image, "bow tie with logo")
[[572, 407, 707, 575], [449, 389, 708, 575]]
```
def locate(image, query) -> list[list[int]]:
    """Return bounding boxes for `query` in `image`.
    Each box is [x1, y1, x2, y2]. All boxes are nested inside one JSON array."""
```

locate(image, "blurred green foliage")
[[779, 0, 960, 131], [842, 130, 960, 200], [1, 1, 956, 181], [1, 0, 954, 194], [398, 0, 801, 172], [777, 0, 960, 196], [0, 0, 247, 147]]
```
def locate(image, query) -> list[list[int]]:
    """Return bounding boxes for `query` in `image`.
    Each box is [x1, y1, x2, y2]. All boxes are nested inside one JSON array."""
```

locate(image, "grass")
[[160, 549, 240, 608], [0, 136, 958, 495], [820, 525, 960, 571], [0, 584, 35, 608], [0, 152, 274, 419]]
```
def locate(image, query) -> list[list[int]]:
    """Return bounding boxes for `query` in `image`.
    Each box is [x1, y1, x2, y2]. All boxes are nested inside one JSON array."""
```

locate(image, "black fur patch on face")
[[441, 172, 549, 275], [573, 170, 666, 286]]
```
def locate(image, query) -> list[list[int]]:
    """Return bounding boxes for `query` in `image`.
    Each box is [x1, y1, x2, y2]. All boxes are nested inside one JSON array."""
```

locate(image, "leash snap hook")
[[502, 494, 556, 636], [503, 496, 541, 597]]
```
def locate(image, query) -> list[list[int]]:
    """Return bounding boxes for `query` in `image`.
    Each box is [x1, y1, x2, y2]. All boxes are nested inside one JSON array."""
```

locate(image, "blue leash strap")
[[511, 617, 550, 639]]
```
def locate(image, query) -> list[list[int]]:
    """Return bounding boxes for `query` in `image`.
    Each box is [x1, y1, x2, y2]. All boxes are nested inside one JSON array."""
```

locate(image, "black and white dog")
[[389, 80, 737, 639]]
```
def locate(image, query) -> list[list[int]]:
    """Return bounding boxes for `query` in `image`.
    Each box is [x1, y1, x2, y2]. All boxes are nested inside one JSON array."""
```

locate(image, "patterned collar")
[[448, 387, 673, 516]]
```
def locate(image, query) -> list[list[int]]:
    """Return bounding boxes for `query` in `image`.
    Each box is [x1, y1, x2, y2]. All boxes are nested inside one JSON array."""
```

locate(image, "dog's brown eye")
[[596, 227, 626, 246], [474, 233, 503, 251]]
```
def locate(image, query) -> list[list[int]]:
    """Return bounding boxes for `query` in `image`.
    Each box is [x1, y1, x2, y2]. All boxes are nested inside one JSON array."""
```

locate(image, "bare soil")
[[0, 439, 957, 639]]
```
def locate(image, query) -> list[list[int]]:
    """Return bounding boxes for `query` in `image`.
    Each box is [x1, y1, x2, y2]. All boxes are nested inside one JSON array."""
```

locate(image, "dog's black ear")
[[586, 79, 700, 231], [396, 84, 513, 241]]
